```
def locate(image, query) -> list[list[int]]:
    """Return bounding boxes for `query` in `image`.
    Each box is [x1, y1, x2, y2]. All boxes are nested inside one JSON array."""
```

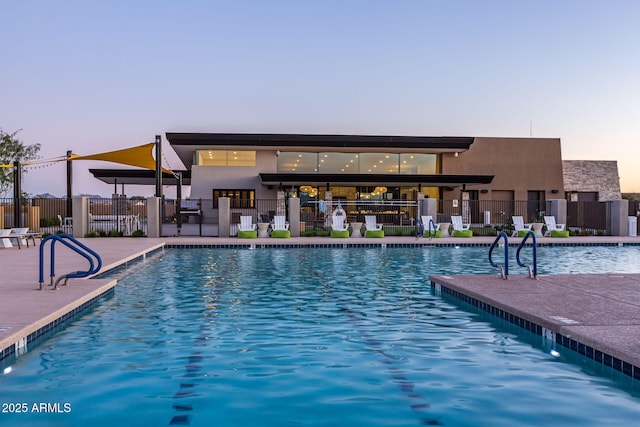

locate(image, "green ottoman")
[[365, 230, 385, 238], [424, 229, 443, 238], [453, 229, 473, 238], [550, 230, 570, 238], [330, 229, 350, 238], [517, 230, 534, 237], [271, 229, 291, 238], [237, 230, 257, 238]]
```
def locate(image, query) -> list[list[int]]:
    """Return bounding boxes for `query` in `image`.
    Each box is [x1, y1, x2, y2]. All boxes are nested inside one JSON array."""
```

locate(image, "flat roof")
[[165, 132, 474, 168], [89, 169, 191, 186]]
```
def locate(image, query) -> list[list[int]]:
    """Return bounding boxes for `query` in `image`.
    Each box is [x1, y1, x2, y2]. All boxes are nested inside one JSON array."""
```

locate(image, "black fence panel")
[[567, 201, 606, 235]]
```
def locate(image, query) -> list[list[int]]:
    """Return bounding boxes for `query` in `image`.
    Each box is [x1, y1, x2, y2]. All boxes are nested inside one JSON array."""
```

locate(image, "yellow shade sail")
[[67, 143, 173, 173]]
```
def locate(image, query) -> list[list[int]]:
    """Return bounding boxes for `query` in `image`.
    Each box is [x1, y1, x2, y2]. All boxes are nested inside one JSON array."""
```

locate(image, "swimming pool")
[[1, 246, 640, 426]]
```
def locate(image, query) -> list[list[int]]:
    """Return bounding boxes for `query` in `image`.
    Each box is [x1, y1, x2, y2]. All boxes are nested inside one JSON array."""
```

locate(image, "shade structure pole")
[[66, 150, 73, 217], [176, 172, 182, 236], [155, 135, 162, 198], [13, 161, 21, 228]]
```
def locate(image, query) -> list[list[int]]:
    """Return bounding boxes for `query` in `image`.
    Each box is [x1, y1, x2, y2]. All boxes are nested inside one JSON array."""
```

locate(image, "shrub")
[[85, 232, 98, 238], [131, 229, 145, 237]]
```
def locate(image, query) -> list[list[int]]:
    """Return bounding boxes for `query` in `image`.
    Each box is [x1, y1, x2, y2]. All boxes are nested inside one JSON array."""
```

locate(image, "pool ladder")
[[38, 233, 103, 290], [488, 231, 538, 280], [416, 217, 438, 240]]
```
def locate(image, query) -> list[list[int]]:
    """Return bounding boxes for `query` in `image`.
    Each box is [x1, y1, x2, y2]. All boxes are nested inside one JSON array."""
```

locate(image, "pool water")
[[2, 246, 640, 426]]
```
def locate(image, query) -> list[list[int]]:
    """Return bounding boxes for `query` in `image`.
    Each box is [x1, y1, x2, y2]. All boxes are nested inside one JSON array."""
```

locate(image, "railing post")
[[218, 197, 230, 237], [288, 197, 300, 237]]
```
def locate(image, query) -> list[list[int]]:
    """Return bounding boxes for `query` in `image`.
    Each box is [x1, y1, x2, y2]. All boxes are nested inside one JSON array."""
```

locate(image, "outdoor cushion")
[[365, 229, 385, 238], [330, 229, 350, 238], [453, 229, 473, 238], [237, 230, 257, 238], [271, 229, 291, 238], [517, 229, 534, 238], [550, 230, 570, 238], [424, 229, 443, 238]]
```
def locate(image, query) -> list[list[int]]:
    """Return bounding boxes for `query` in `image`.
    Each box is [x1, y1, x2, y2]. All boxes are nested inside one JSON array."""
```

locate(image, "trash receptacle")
[[629, 216, 637, 237]]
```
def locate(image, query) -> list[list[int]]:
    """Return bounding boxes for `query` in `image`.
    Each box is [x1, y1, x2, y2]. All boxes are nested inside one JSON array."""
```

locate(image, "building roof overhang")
[[166, 132, 474, 168], [89, 169, 191, 186], [259, 173, 493, 187]]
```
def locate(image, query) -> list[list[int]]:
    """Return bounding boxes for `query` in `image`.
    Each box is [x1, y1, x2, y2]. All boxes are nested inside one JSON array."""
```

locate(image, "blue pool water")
[[1, 245, 640, 426]]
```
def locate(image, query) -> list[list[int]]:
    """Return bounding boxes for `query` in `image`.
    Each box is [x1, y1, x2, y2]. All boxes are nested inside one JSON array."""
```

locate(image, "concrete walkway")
[[1, 235, 639, 375]]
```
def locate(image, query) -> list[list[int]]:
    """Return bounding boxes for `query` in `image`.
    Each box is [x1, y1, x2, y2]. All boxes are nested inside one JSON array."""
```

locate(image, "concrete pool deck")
[[1, 235, 639, 378]]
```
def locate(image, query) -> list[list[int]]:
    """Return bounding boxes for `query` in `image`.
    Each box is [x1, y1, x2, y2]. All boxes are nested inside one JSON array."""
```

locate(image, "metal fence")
[[161, 198, 282, 237], [567, 201, 606, 235], [88, 197, 148, 236], [0, 197, 147, 236], [0, 197, 69, 232], [0, 197, 627, 237]]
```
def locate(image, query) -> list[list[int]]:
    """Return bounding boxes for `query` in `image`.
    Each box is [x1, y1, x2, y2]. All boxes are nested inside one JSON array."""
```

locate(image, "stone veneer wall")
[[562, 160, 621, 201]]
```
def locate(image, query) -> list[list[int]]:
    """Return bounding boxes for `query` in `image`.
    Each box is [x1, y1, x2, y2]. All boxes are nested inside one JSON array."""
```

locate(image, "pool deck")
[[1, 235, 640, 378]]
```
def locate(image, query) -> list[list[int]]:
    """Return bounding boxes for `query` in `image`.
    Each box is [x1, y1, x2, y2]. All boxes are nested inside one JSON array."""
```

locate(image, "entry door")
[[527, 191, 545, 222]]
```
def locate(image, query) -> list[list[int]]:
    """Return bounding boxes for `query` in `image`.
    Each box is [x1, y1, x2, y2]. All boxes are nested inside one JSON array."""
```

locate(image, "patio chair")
[[451, 215, 472, 237], [8, 228, 43, 249], [421, 215, 440, 237], [511, 216, 533, 237], [0, 229, 13, 248], [57, 214, 73, 233], [544, 216, 567, 237], [237, 215, 257, 238], [330, 214, 349, 238], [271, 215, 291, 238], [364, 215, 384, 238]]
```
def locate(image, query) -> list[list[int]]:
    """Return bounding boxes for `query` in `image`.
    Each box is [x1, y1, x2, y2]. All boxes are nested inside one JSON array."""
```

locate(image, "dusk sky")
[[2, 0, 639, 197]]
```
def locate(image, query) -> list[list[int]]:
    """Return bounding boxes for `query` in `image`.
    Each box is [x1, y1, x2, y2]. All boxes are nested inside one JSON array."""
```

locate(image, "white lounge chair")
[[57, 214, 73, 233], [451, 216, 470, 231], [544, 216, 566, 236], [271, 215, 291, 238], [7, 228, 43, 249], [511, 216, 532, 237], [365, 215, 382, 230], [330, 214, 350, 238], [451, 215, 472, 237], [237, 215, 257, 238], [272, 215, 290, 230], [239, 216, 257, 232], [421, 215, 440, 236], [364, 215, 384, 238], [332, 215, 349, 231], [0, 229, 13, 248]]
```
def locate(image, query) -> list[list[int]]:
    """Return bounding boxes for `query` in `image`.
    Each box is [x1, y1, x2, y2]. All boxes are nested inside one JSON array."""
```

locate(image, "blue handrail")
[[415, 217, 439, 239], [38, 233, 103, 290], [415, 218, 424, 239], [426, 218, 438, 238], [516, 230, 538, 279], [488, 231, 509, 279]]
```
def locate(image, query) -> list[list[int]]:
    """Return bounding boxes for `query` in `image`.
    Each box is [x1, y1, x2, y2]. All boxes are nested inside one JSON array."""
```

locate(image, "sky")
[[1, 0, 639, 197]]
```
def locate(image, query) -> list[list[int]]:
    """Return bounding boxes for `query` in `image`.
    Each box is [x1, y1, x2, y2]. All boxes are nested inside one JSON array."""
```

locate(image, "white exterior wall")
[[189, 150, 278, 199]]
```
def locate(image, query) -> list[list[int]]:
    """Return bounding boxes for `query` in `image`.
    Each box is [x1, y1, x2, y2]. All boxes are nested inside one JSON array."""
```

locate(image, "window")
[[276, 152, 439, 175], [197, 150, 256, 166], [213, 189, 255, 208]]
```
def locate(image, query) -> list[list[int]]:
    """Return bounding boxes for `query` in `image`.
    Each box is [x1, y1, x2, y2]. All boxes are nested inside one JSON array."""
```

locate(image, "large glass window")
[[359, 153, 397, 174], [197, 150, 256, 166], [275, 152, 439, 175], [318, 153, 360, 174], [400, 154, 436, 174], [277, 152, 317, 173]]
